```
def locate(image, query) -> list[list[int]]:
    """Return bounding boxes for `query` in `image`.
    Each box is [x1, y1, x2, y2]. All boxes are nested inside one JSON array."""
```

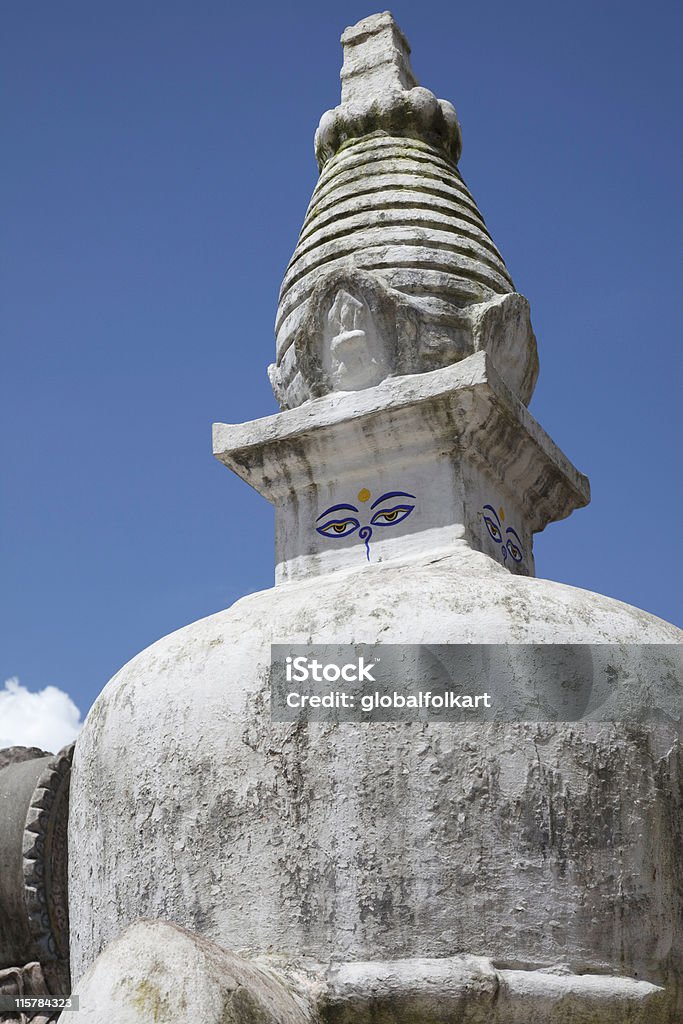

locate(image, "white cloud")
[[0, 678, 82, 752]]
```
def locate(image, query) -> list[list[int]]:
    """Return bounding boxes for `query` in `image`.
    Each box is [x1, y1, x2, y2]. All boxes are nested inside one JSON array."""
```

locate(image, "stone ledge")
[[303, 954, 668, 1024], [213, 351, 589, 533]]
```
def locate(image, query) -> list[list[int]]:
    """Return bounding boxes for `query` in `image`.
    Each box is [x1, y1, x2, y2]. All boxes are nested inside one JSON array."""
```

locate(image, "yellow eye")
[[370, 504, 415, 527], [484, 516, 501, 542], [506, 540, 523, 562], [316, 517, 360, 539]]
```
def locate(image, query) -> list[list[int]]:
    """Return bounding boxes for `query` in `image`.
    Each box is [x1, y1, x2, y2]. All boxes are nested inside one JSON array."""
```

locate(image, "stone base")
[[62, 921, 670, 1023]]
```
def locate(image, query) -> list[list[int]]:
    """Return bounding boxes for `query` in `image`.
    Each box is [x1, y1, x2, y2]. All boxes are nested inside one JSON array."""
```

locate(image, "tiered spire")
[[270, 11, 538, 411], [216, 13, 588, 585]]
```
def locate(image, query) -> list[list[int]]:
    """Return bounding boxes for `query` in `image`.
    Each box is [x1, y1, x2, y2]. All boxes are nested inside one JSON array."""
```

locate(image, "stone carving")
[[270, 11, 539, 411], [22, 745, 74, 995], [323, 290, 386, 391], [270, 269, 399, 406], [0, 745, 73, 1004], [0, 962, 54, 1024]]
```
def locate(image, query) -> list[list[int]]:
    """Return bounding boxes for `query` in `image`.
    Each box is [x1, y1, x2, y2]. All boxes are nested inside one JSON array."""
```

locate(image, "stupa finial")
[[315, 12, 461, 169], [339, 11, 418, 103]]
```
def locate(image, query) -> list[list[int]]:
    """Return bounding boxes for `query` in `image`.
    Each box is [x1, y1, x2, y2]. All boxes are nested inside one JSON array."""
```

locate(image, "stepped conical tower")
[[271, 11, 538, 410]]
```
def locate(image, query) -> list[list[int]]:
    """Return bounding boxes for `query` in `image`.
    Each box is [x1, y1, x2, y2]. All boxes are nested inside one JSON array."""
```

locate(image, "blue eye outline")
[[316, 517, 360, 539], [506, 527, 523, 562], [370, 490, 416, 509], [370, 504, 415, 527], [315, 490, 417, 557], [316, 503, 359, 521], [482, 506, 502, 543]]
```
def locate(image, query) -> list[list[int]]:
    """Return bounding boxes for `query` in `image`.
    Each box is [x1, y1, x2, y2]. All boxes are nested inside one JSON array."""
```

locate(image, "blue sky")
[[2, 0, 681, 721]]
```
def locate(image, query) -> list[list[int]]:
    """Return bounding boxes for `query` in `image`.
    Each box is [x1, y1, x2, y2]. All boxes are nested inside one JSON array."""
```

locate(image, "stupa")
[[0, 12, 680, 1024]]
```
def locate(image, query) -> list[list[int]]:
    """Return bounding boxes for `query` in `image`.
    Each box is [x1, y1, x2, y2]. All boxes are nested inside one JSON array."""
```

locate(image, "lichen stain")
[[130, 977, 172, 1021]]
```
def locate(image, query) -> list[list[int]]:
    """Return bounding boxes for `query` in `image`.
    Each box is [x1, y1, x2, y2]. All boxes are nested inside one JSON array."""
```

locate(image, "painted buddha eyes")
[[317, 517, 360, 538], [316, 490, 416, 560], [506, 538, 522, 562], [483, 515, 502, 542], [371, 504, 414, 526], [481, 504, 524, 565]]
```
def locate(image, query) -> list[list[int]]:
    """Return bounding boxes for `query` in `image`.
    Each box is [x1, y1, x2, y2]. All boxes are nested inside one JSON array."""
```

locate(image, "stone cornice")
[[213, 352, 589, 535]]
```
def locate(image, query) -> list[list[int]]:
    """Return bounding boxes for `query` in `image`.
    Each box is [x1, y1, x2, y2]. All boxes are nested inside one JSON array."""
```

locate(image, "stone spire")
[[339, 12, 418, 104], [215, 13, 589, 585], [317, 11, 460, 166], [269, 11, 538, 413]]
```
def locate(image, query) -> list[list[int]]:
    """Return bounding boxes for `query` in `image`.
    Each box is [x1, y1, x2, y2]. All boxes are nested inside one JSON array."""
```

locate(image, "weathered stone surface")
[[496, 967, 667, 1022], [272, 14, 539, 409], [316, 13, 461, 167], [60, 920, 313, 1024], [0, 748, 51, 772], [339, 13, 418, 105], [227, 353, 585, 583], [1, 757, 54, 970], [62, 929, 671, 1023], [470, 293, 538, 405], [319, 955, 667, 1023], [67, 548, 682, 1016], [0, 746, 73, 993], [321, 955, 500, 1021], [0, 962, 53, 1024]]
